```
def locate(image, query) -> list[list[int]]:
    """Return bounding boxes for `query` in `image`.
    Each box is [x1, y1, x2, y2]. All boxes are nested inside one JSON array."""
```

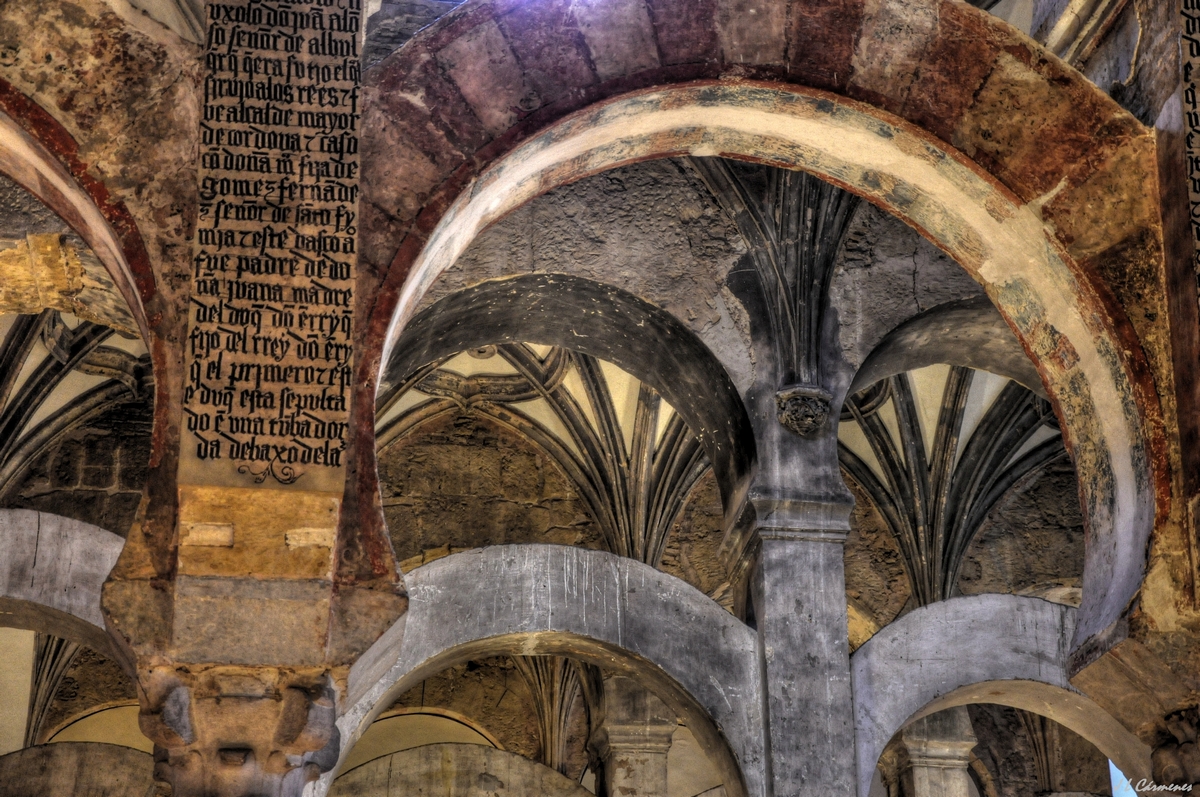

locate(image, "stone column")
[[592, 676, 675, 797], [749, 497, 856, 797], [895, 708, 977, 797], [99, 0, 407, 794]]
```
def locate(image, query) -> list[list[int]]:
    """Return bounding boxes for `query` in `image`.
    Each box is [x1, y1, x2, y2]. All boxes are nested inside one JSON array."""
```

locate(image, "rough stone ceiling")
[[839, 364, 1061, 483]]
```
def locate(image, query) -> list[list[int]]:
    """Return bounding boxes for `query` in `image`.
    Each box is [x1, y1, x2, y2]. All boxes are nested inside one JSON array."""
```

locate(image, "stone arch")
[[330, 744, 593, 797], [0, 87, 172, 565], [0, 509, 125, 662], [847, 297, 1047, 398], [357, 0, 1169, 658], [850, 594, 1152, 797], [330, 545, 762, 797], [361, 74, 1162, 656], [380, 274, 755, 516]]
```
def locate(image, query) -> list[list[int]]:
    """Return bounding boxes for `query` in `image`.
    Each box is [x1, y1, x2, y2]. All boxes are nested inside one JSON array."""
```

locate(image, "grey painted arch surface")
[[0, 509, 124, 658], [325, 545, 763, 797], [850, 594, 1152, 797]]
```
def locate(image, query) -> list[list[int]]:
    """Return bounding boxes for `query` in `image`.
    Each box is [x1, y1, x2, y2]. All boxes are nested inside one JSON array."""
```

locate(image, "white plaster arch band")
[[381, 83, 1153, 655], [850, 594, 1152, 797], [0, 509, 125, 660], [320, 545, 763, 797], [0, 109, 150, 341]]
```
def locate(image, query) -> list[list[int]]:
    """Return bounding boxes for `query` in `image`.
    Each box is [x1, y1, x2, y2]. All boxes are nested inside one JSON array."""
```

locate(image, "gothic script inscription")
[[1181, 0, 1200, 603], [186, 0, 359, 490], [1184, 0, 1200, 271]]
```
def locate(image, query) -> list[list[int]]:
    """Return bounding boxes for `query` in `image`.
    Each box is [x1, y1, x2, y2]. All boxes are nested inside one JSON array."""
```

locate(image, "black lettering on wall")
[[188, 0, 360, 486]]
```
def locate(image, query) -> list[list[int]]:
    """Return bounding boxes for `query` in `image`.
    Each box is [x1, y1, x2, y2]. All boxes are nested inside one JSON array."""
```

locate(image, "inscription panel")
[[186, 0, 360, 491], [1185, 0, 1200, 273]]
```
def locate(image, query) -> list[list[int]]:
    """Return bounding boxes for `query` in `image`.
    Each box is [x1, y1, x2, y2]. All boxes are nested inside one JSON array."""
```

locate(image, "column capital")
[[749, 494, 853, 542], [592, 724, 676, 757]]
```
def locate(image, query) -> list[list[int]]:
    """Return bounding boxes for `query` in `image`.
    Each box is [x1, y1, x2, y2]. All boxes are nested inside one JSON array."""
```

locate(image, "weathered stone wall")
[[379, 410, 603, 564], [842, 477, 911, 635], [830, 203, 986, 371], [386, 656, 589, 779], [427, 160, 755, 392], [957, 460, 1085, 600], [330, 743, 593, 797], [0, 742, 152, 797], [380, 407, 729, 602], [3, 394, 153, 537], [967, 703, 1112, 797], [658, 473, 729, 608], [388, 657, 538, 760], [841, 436, 1081, 645]]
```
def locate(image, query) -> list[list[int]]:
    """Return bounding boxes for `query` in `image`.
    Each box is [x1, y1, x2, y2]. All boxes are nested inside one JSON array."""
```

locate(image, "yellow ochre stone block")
[[177, 485, 340, 580], [0, 234, 82, 314], [182, 522, 235, 547]]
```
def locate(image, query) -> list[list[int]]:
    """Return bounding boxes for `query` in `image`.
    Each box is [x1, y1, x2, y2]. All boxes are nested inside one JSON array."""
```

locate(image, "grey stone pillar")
[[593, 676, 675, 797], [895, 708, 977, 797], [750, 498, 856, 797]]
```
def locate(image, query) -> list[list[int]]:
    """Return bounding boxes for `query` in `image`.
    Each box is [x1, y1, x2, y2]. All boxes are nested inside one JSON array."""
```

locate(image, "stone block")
[[437, 18, 534, 135], [716, 0, 787, 66], [646, 0, 719, 65], [1042, 127, 1158, 261], [572, 0, 660, 82], [849, 0, 939, 114], [175, 486, 338, 581], [899, 1, 1000, 142], [953, 47, 1123, 202], [171, 577, 331, 666], [787, 0, 864, 90], [494, 0, 597, 106], [405, 42, 496, 154], [360, 101, 445, 225]]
